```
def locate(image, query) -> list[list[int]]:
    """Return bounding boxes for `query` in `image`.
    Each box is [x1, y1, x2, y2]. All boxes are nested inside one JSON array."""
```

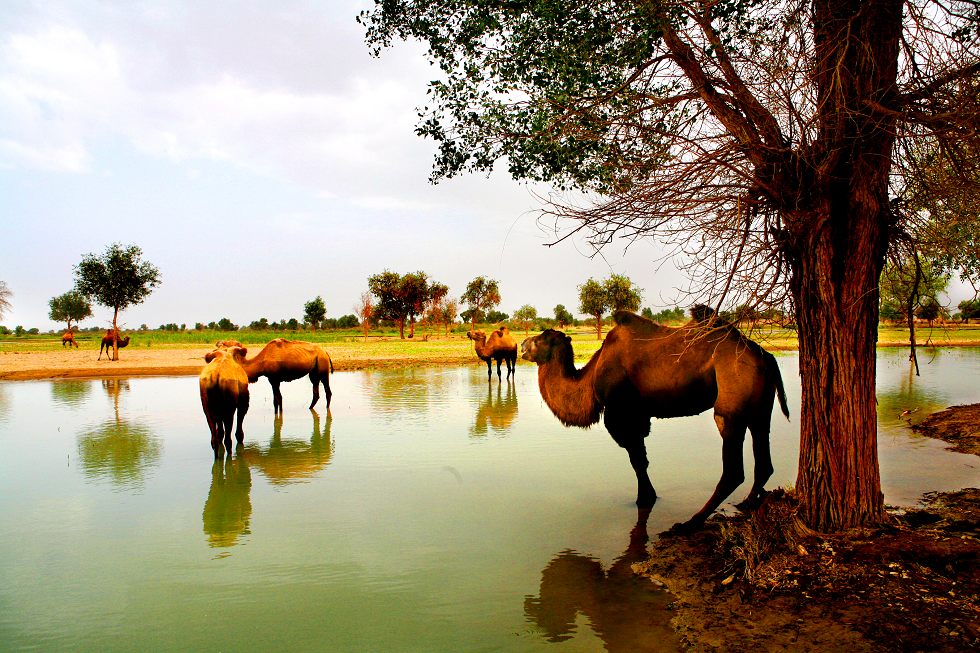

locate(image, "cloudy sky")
[[4, 2, 968, 332], [1, 0, 690, 332]]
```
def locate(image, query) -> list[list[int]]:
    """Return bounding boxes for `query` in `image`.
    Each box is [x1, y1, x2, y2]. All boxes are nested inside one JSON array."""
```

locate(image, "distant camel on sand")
[[62, 331, 79, 348], [520, 310, 789, 532], [98, 330, 130, 360]]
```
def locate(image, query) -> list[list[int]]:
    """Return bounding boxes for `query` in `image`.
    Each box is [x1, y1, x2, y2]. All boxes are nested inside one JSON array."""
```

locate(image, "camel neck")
[[536, 354, 602, 428]]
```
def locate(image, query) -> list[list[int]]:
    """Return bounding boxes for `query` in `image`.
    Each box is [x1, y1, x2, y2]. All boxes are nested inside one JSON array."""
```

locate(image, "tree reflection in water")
[[50, 379, 92, 408], [524, 509, 680, 652], [241, 410, 333, 485], [76, 379, 161, 489], [0, 383, 8, 422], [471, 379, 518, 437], [876, 356, 948, 427], [203, 453, 252, 548]]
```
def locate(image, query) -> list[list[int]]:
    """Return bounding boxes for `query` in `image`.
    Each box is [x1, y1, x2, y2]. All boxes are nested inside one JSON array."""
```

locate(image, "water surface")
[[0, 349, 977, 652]]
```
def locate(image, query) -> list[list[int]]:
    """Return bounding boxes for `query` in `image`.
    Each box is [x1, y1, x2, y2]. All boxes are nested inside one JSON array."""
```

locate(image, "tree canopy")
[[363, 0, 980, 531], [461, 276, 502, 329], [49, 290, 93, 331], [368, 270, 441, 338], [74, 243, 160, 360], [304, 296, 327, 332], [513, 304, 538, 335]]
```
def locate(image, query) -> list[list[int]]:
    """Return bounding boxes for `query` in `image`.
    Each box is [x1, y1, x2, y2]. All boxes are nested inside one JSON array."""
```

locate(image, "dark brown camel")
[[226, 339, 333, 415], [520, 310, 789, 532], [200, 344, 250, 457], [61, 331, 79, 348], [467, 326, 518, 380], [98, 330, 130, 360]]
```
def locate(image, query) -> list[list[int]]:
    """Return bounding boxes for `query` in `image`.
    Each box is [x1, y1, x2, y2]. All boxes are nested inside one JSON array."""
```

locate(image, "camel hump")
[[689, 304, 716, 322], [612, 310, 658, 332]]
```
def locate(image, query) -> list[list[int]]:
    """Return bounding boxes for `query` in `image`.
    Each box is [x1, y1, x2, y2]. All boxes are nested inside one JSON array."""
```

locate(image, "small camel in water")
[[220, 339, 333, 415], [467, 326, 518, 380], [200, 344, 250, 458], [520, 310, 789, 532]]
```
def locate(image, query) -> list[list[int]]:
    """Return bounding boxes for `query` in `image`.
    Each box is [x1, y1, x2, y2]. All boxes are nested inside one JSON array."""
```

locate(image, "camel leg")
[[222, 412, 234, 454], [309, 373, 320, 410], [270, 379, 283, 416], [604, 410, 655, 507], [235, 393, 249, 444], [485, 360, 492, 381], [675, 414, 746, 532], [737, 413, 774, 510], [321, 374, 332, 410], [497, 357, 504, 380]]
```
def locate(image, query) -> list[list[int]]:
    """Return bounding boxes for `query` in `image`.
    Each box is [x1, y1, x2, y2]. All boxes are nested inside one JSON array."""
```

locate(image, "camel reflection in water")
[[203, 452, 252, 548], [524, 509, 679, 652], [471, 379, 518, 437], [241, 410, 333, 485], [203, 411, 333, 547], [76, 379, 161, 488]]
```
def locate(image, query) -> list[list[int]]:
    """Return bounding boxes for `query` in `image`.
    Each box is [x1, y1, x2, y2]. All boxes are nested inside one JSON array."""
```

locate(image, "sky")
[[0, 1, 970, 332]]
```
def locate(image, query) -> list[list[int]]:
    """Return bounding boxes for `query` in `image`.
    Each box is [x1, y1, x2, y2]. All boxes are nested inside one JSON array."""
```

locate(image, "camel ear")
[[233, 346, 247, 359], [563, 333, 572, 344], [204, 351, 216, 363]]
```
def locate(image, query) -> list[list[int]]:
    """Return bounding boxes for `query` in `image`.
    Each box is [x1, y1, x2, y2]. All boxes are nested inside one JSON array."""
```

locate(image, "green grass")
[[3, 322, 979, 361]]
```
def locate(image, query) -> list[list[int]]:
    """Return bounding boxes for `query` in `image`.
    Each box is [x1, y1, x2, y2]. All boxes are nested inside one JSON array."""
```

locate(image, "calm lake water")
[[0, 349, 977, 652]]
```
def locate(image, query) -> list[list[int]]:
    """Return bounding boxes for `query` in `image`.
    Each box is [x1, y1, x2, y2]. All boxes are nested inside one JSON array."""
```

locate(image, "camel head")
[[466, 330, 487, 345], [205, 344, 247, 364], [520, 329, 572, 364]]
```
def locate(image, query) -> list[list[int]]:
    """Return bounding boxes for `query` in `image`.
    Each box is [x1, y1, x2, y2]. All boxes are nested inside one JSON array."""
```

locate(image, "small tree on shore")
[[553, 304, 573, 329], [49, 290, 93, 332], [304, 296, 327, 333], [513, 304, 538, 336], [74, 243, 160, 361], [355, 291, 374, 341], [578, 279, 608, 340], [461, 277, 501, 331]]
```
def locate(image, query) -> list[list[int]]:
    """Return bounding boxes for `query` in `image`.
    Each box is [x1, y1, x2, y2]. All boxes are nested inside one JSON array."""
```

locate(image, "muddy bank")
[[912, 403, 980, 456], [637, 404, 980, 652]]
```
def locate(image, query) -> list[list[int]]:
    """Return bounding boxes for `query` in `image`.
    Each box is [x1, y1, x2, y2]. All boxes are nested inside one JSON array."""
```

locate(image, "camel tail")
[[764, 351, 790, 420]]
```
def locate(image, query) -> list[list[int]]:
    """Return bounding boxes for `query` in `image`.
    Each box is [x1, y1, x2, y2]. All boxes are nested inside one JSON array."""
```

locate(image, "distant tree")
[[368, 270, 438, 339], [554, 304, 573, 329], [14, 326, 25, 336], [513, 304, 538, 336], [879, 257, 949, 324], [285, 318, 300, 331], [354, 291, 374, 341], [216, 318, 238, 331], [441, 298, 459, 336], [304, 296, 327, 333], [650, 306, 686, 323], [459, 308, 484, 325], [603, 274, 642, 313], [401, 271, 432, 338], [486, 310, 509, 324], [916, 299, 943, 327], [958, 299, 980, 324], [578, 278, 608, 340], [461, 276, 501, 330], [0, 281, 12, 321], [249, 318, 270, 330], [336, 314, 360, 329], [74, 243, 160, 361], [641, 307, 654, 319], [194, 323, 206, 331], [49, 290, 92, 332], [425, 282, 450, 334]]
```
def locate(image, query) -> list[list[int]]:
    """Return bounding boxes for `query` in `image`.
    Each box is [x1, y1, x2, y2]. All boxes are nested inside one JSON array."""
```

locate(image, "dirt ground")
[[637, 404, 980, 652]]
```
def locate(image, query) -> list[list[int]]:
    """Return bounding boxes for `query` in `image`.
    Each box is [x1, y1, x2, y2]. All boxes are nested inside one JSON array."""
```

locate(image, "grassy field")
[[3, 322, 979, 362]]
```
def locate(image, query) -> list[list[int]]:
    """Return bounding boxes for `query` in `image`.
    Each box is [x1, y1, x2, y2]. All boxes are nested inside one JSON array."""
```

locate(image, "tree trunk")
[[397, 318, 405, 339], [594, 313, 603, 340], [111, 307, 120, 361]]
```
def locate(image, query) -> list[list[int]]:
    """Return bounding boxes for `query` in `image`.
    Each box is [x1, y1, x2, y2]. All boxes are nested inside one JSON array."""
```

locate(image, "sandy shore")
[[0, 346, 479, 381]]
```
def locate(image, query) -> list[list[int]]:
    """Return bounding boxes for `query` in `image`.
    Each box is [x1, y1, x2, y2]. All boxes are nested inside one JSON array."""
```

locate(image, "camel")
[[61, 331, 79, 348], [98, 330, 130, 360], [200, 344, 250, 457], [520, 310, 789, 532], [226, 339, 334, 415], [467, 326, 518, 380]]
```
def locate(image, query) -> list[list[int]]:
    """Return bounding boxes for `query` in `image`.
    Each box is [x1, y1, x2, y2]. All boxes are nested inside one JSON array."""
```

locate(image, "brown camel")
[[200, 344, 250, 457], [61, 331, 79, 348], [467, 326, 518, 380], [98, 330, 130, 360], [227, 339, 333, 415], [520, 310, 789, 532]]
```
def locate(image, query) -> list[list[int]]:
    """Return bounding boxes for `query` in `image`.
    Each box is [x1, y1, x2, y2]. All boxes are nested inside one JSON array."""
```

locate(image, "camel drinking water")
[[200, 344, 250, 457], [224, 339, 334, 415], [520, 310, 789, 532]]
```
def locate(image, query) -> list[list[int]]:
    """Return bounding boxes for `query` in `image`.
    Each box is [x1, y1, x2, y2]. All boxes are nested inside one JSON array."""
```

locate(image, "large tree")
[[578, 278, 609, 340], [461, 276, 502, 330], [49, 290, 93, 332], [74, 243, 161, 360], [363, 0, 980, 531], [368, 270, 439, 339]]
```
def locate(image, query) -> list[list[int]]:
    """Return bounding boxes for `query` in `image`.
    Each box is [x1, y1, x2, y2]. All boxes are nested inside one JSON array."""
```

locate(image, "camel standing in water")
[[467, 326, 518, 380], [520, 310, 789, 532], [62, 331, 79, 348], [98, 330, 130, 360], [200, 344, 250, 457], [225, 339, 334, 415]]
